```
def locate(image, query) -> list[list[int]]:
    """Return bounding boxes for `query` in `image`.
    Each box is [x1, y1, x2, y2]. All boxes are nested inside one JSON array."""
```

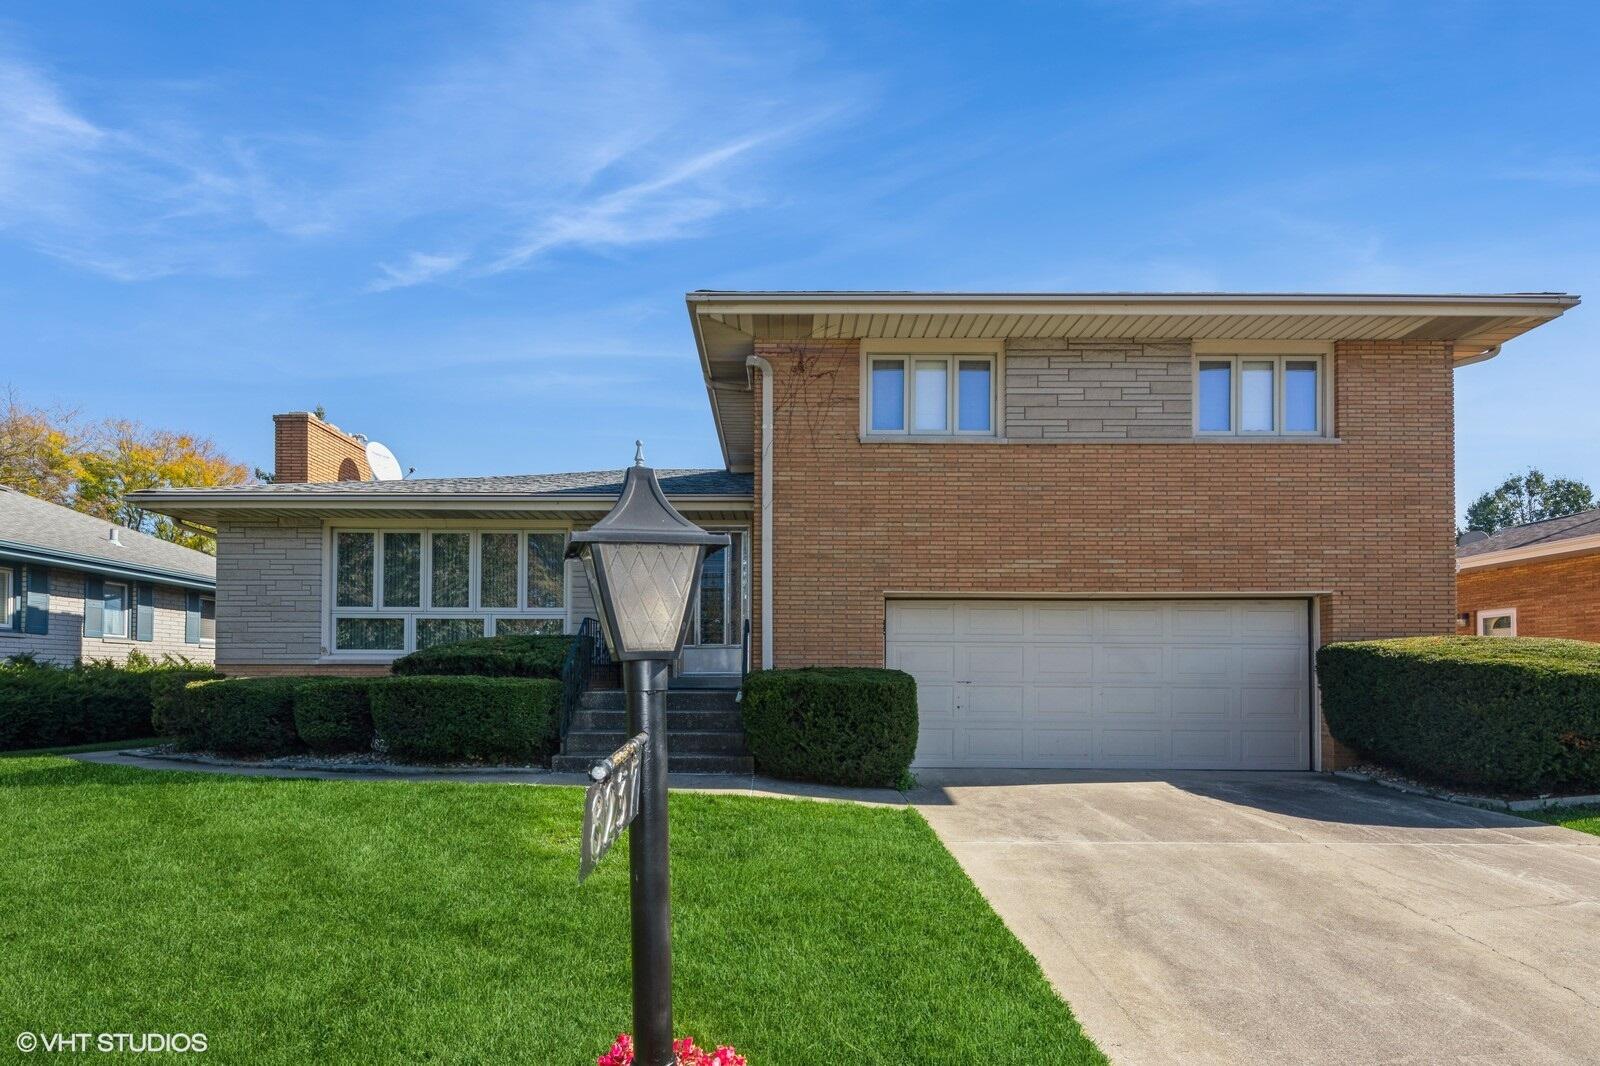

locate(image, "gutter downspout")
[[745, 354, 774, 669]]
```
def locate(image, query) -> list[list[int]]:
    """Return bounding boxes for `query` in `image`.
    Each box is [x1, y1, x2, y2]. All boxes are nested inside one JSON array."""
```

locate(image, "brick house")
[[1456, 507, 1600, 642], [134, 291, 1578, 772], [0, 486, 217, 665]]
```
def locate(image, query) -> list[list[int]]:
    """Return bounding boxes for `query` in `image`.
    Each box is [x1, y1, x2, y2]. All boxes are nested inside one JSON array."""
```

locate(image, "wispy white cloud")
[[0, 3, 860, 287], [367, 250, 467, 292]]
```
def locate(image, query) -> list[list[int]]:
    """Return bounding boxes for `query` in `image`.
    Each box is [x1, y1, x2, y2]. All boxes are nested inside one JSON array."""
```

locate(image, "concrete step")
[[551, 753, 755, 775], [563, 729, 750, 757], [580, 688, 739, 712], [570, 707, 743, 732]]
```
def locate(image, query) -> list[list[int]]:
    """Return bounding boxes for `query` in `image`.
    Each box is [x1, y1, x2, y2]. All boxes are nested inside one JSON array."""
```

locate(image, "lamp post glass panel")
[[567, 455, 728, 1066]]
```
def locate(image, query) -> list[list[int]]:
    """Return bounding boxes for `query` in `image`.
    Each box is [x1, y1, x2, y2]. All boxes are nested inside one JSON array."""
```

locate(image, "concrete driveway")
[[911, 771, 1600, 1065]]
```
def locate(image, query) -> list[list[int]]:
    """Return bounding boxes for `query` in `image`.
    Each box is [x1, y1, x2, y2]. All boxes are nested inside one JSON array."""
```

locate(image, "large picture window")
[[330, 528, 568, 654], [867, 353, 997, 436], [1196, 355, 1326, 437]]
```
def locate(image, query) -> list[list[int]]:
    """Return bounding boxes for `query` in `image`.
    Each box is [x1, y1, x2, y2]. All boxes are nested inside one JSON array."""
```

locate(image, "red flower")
[[597, 1033, 745, 1065]]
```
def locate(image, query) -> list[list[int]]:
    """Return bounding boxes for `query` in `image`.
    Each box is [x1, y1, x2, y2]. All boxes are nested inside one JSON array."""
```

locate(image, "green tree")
[[1464, 469, 1594, 534]]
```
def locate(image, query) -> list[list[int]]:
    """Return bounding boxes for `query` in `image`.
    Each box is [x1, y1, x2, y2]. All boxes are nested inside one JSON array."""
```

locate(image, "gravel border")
[[121, 745, 560, 778], [1335, 765, 1600, 813]]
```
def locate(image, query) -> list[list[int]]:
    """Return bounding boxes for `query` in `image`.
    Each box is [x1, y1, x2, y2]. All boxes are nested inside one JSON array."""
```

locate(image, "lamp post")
[[567, 449, 729, 1066]]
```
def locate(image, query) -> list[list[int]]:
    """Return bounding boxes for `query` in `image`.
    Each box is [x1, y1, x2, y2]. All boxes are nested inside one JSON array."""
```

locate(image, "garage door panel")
[[963, 644, 1025, 681], [1171, 645, 1236, 682], [1030, 685, 1095, 717], [1033, 644, 1094, 682], [964, 604, 1026, 639], [963, 730, 1024, 760], [1095, 686, 1165, 716], [1096, 644, 1165, 681], [1171, 604, 1236, 639], [1100, 604, 1166, 641], [1029, 730, 1093, 760], [1033, 604, 1093, 638], [1171, 729, 1234, 764], [1241, 645, 1305, 682], [1169, 686, 1232, 718], [889, 603, 955, 639], [890, 599, 1311, 770]]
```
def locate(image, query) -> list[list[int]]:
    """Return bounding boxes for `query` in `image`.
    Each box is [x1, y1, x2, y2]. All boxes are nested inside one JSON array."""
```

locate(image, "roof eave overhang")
[[0, 541, 215, 591], [1457, 532, 1600, 572], [128, 491, 753, 525], [687, 291, 1581, 472]]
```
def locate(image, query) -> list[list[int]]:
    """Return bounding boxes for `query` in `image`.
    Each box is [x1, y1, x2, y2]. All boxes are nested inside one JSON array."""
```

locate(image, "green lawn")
[[0, 756, 1102, 1064], [1526, 805, 1600, 837]]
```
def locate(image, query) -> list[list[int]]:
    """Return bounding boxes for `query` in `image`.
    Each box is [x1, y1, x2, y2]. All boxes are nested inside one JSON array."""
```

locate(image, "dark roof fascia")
[[0, 540, 216, 591]]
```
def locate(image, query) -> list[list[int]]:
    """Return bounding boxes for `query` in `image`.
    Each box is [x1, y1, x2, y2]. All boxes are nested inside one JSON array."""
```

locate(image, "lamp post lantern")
[[568, 449, 729, 1066]]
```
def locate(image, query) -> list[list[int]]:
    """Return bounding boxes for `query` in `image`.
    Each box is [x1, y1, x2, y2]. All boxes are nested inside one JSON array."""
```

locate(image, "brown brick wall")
[[751, 338, 1459, 770], [273, 413, 373, 484], [1457, 552, 1600, 643]]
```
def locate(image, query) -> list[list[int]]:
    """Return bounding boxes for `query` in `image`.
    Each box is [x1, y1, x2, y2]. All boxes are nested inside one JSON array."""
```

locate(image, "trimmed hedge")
[[369, 676, 561, 763], [390, 634, 573, 679], [742, 668, 918, 788], [1318, 636, 1600, 793], [176, 678, 305, 756], [293, 679, 375, 753], [0, 657, 218, 752]]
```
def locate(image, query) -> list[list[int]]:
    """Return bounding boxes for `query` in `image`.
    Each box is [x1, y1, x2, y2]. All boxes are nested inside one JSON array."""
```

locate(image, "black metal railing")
[[559, 618, 606, 741], [738, 617, 752, 699]]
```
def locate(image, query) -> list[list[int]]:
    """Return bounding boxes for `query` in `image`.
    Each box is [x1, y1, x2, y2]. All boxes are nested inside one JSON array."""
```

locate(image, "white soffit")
[[688, 291, 1581, 472]]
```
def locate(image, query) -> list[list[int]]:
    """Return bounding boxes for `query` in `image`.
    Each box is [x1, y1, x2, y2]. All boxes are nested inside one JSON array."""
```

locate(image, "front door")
[[678, 531, 747, 676]]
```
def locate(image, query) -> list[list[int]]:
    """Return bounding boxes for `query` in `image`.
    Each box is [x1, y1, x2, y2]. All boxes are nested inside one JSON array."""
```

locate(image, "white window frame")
[[324, 522, 571, 658], [101, 580, 131, 639], [0, 570, 13, 632], [1477, 607, 1517, 637], [1192, 344, 1332, 438], [860, 339, 1004, 439]]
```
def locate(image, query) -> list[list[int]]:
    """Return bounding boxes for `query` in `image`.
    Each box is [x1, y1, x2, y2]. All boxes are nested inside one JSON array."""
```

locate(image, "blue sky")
[[0, 1, 1595, 519]]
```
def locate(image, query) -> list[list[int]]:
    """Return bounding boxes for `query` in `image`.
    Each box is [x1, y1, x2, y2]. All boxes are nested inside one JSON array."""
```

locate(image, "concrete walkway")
[[67, 749, 907, 805], [908, 769, 1600, 1066]]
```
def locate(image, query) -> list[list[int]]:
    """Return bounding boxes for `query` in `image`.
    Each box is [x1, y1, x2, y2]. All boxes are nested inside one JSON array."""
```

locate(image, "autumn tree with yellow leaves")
[[0, 389, 250, 553]]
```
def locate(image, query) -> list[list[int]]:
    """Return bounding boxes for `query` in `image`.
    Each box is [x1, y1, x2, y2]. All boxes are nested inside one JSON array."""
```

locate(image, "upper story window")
[[1196, 354, 1326, 436], [867, 353, 997, 436]]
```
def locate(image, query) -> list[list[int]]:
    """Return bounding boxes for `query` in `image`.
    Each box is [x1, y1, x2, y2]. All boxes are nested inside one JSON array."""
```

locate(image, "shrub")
[[1318, 636, 1600, 793], [293, 679, 375, 753], [391, 634, 573, 679], [369, 676, 560, 763], [741, 667, 918, 788], [0, 658, 216, 752], [177, 678, 305, 756]]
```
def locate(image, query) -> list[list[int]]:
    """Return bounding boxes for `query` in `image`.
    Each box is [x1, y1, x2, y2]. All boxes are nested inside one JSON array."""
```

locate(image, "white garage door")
[[886, 599, 1311, 770]]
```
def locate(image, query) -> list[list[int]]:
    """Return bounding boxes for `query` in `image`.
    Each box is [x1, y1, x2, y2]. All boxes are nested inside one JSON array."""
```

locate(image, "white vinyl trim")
[[1477, 607, 1518, 637], [1457, 531, 1600, 570]]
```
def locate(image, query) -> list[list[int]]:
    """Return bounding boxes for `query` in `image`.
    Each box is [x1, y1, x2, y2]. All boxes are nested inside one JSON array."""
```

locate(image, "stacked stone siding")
[[1004, 340, 1192, 439], [214, 519, 326, 671], [272, 413, 373, 484], [750, 337, 1458, 770], [1457, 552, 1600, 643]]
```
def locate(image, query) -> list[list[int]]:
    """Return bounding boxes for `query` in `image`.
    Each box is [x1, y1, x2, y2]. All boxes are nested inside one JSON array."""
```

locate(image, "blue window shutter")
[[83, 576, 105, 638], [8, 564, 20, 632], [135, 583, 155, 642], [24, 566, 48, 635], [185, 590, 201, 644]]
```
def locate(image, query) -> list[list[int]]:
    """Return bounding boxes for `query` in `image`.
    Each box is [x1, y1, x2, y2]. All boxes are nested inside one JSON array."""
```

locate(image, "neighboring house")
[[0, 486, 217, 665], [133, 291, 1579, 772], [1456, 507, 1600, 642]]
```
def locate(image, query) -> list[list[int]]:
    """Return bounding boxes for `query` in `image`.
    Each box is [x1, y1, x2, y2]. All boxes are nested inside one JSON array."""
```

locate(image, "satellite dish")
[[365, 441, 404, 481]]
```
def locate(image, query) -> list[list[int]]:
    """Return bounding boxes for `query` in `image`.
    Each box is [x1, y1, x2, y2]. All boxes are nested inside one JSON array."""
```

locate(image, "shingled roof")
[[1458, 507, 1600, 559], [159, 468, 753, 498], [0, 486, 216, 587]]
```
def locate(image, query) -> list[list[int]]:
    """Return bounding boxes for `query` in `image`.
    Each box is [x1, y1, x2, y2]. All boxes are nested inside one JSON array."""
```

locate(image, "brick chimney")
[[272, 412, 373, 484]]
